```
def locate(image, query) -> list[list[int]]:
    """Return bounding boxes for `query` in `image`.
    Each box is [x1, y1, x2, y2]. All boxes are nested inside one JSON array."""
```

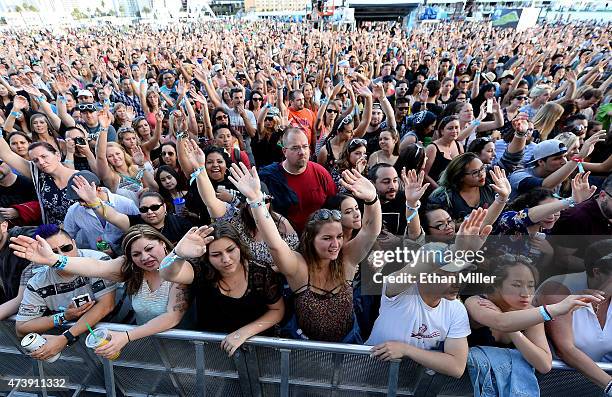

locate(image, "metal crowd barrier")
[[1, 319, 610, 397]]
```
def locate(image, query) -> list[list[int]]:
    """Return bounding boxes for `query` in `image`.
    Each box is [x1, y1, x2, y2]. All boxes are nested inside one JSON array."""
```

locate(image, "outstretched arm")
[[228, 164, 303, 281]]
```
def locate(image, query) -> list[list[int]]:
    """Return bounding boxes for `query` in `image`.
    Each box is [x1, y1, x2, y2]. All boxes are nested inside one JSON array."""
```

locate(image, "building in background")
[[244, 0, 308, 13]]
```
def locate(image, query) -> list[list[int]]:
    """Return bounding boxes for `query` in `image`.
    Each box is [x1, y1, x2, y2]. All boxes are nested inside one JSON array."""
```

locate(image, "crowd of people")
[[0, 18, 611, 396]]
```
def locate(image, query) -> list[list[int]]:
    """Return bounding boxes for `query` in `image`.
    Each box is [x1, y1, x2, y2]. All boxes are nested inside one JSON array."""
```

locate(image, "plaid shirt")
[[112, 90, 144, 117]]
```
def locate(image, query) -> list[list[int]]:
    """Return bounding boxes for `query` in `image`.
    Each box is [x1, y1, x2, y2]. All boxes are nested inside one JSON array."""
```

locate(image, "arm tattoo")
[[172, 284, 190, 313]]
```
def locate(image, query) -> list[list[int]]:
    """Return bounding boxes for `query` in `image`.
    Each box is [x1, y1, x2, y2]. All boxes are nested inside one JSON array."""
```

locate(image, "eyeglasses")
[[429, 219, 455, 230], [139, 203, 164, 213], [77, 103, 97, 112], [326, 109, 339, 114], [312, 209, 342, 222], [286, 144, 310, 152], [51, 243, 74, 254], [464, 165, 487, 177]]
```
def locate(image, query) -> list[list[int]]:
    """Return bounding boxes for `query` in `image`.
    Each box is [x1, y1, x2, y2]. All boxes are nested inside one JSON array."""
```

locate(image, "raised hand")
[[488, 166, 510, 200], [340, 169, 377, 202], [184, 138, 206, 170], [571, 171, 596, 204], [72, 176, 99, 204], [174, 226, 215, 259], [125, 106, 136, 122], [132, 146, 145, 166], [578, 131, 606, 158], [455, 208, 492, 252], [9, 235, 57, 266], [12, 95, 29, 111], [228, 163, 262, 201], [402, 168, 430, 206], [98, 109, 112, 129], [371, 82, 385, 100]]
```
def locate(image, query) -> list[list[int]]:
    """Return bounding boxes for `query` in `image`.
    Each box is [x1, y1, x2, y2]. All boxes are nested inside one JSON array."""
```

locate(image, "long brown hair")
[[200, 221, 252, 292], [121, 225, 173, 295], [299, 211, 345, 285], [487, 257, 539, 312]]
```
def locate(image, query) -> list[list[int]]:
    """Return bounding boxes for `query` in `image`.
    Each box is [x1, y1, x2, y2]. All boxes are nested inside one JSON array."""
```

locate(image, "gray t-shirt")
[[16, 249, 116, 322]]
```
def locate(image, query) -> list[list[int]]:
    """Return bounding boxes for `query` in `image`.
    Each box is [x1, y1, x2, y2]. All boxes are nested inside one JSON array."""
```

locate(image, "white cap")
[[77, 89, 94, 98]]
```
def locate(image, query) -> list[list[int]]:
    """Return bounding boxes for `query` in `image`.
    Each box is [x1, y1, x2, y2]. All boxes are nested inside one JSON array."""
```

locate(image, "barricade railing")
[[1, 319, 611, 397]]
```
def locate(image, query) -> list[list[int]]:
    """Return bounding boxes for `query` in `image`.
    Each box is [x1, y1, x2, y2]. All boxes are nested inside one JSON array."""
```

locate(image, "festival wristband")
[[571, 156, 584, 173], [158, 249, 185, 270], [405, 200, 421, 224], [189, 166, 206, 185], [539, 306, 552, 322], [10, 111, 20, 118], [52, 255, 68, 270]]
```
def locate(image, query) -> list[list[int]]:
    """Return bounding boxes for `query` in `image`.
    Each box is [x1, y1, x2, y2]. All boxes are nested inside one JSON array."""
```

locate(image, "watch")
[[62, 330, 79, 346]]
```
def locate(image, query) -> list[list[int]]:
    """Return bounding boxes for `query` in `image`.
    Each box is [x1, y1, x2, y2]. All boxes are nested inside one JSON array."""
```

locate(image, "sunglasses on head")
[[77, 103, 97, 112], [139, 203, 164, 213], [312, 209, 341, 222], [52, 243, 74, 254], [348, 138, 367, 150]]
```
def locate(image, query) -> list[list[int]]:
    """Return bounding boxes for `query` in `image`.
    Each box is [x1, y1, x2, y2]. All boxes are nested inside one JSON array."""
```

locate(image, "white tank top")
[[540, 272, 612, 361]]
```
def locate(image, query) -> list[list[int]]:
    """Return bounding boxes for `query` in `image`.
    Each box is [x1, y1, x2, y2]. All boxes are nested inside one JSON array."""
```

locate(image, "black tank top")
[[429, 141, 461, 183]]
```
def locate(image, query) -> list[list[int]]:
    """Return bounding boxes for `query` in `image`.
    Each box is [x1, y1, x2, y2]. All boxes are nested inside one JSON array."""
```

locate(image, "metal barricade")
[[1, 319, 610, 397]]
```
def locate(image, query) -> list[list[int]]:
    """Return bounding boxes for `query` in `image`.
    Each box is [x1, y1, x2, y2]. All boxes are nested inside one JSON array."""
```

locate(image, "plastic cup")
[[21, 333, 61, 363], [85, 328, 120, 360]]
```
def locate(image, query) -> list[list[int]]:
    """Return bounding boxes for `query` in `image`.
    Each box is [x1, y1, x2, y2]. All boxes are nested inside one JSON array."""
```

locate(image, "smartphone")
[[486, 98, 493, 114], [73, 293, 91, 308]]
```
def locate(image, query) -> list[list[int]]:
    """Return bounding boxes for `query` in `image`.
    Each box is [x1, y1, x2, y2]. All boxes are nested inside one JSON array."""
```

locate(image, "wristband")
[[246, 195, 265, 208], [542, 304, 553, 320], [571, 156, 585, 173], [158, 249, 185, 270], [495, 193, 508, 203], [364, 195, 379, 206], [52, 255, 68, 270], [562, 197, 576, 207], [126, 331, 131, 342], [189, 166, 206, 185], [176, 131, 187, 140], [604, 379, 612, 395], [63, 159, 74, 165], [10, 111, 20, 118], [405, 200, 421, 224], [471, 119, 481, 127], [59, 95, 67, 103], [53, 313, 62, 327], [539, 306, 552, 322], [36, 95, 46, 102]]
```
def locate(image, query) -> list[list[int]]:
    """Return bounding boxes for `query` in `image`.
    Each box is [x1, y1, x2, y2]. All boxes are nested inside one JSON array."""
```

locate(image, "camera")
[[74, 137, 87, 146]]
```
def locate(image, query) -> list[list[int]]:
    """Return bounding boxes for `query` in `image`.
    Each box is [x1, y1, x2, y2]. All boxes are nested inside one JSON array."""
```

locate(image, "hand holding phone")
[[73, 293, 91, 308], [486, 98, 493, 114]]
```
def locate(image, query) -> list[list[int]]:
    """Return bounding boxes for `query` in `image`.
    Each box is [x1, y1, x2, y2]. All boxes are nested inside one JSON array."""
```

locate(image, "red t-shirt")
[[284, 162, 337, 232], [288, 107, 317, 146]]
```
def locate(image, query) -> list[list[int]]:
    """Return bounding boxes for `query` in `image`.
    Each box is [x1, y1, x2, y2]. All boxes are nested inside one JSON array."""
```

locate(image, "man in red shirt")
[[287, 90, 317, 149], [259, 128, 337, 233]]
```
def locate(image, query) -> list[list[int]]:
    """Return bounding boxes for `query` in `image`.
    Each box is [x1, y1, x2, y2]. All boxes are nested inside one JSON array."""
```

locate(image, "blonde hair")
[[106, 142, 139, 176], [533, 103, 564, 140], [529, 85, 551, 99]]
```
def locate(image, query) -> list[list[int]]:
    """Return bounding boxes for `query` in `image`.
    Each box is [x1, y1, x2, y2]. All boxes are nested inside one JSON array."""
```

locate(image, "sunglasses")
[[326, 109, 339, 114], [252, 97, 263, 101], [460, 80, 470, 84], [348, 138, 367, 150], [77, 103, 97, 112], [515, 96, 528, 101], [215, 114, 229, 121], [51, 243, 74, 254], [312, 209, 341, 222], [265, 117, 274, 121], [139, 203, 164, 213], [397, 107, 410, 111]]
